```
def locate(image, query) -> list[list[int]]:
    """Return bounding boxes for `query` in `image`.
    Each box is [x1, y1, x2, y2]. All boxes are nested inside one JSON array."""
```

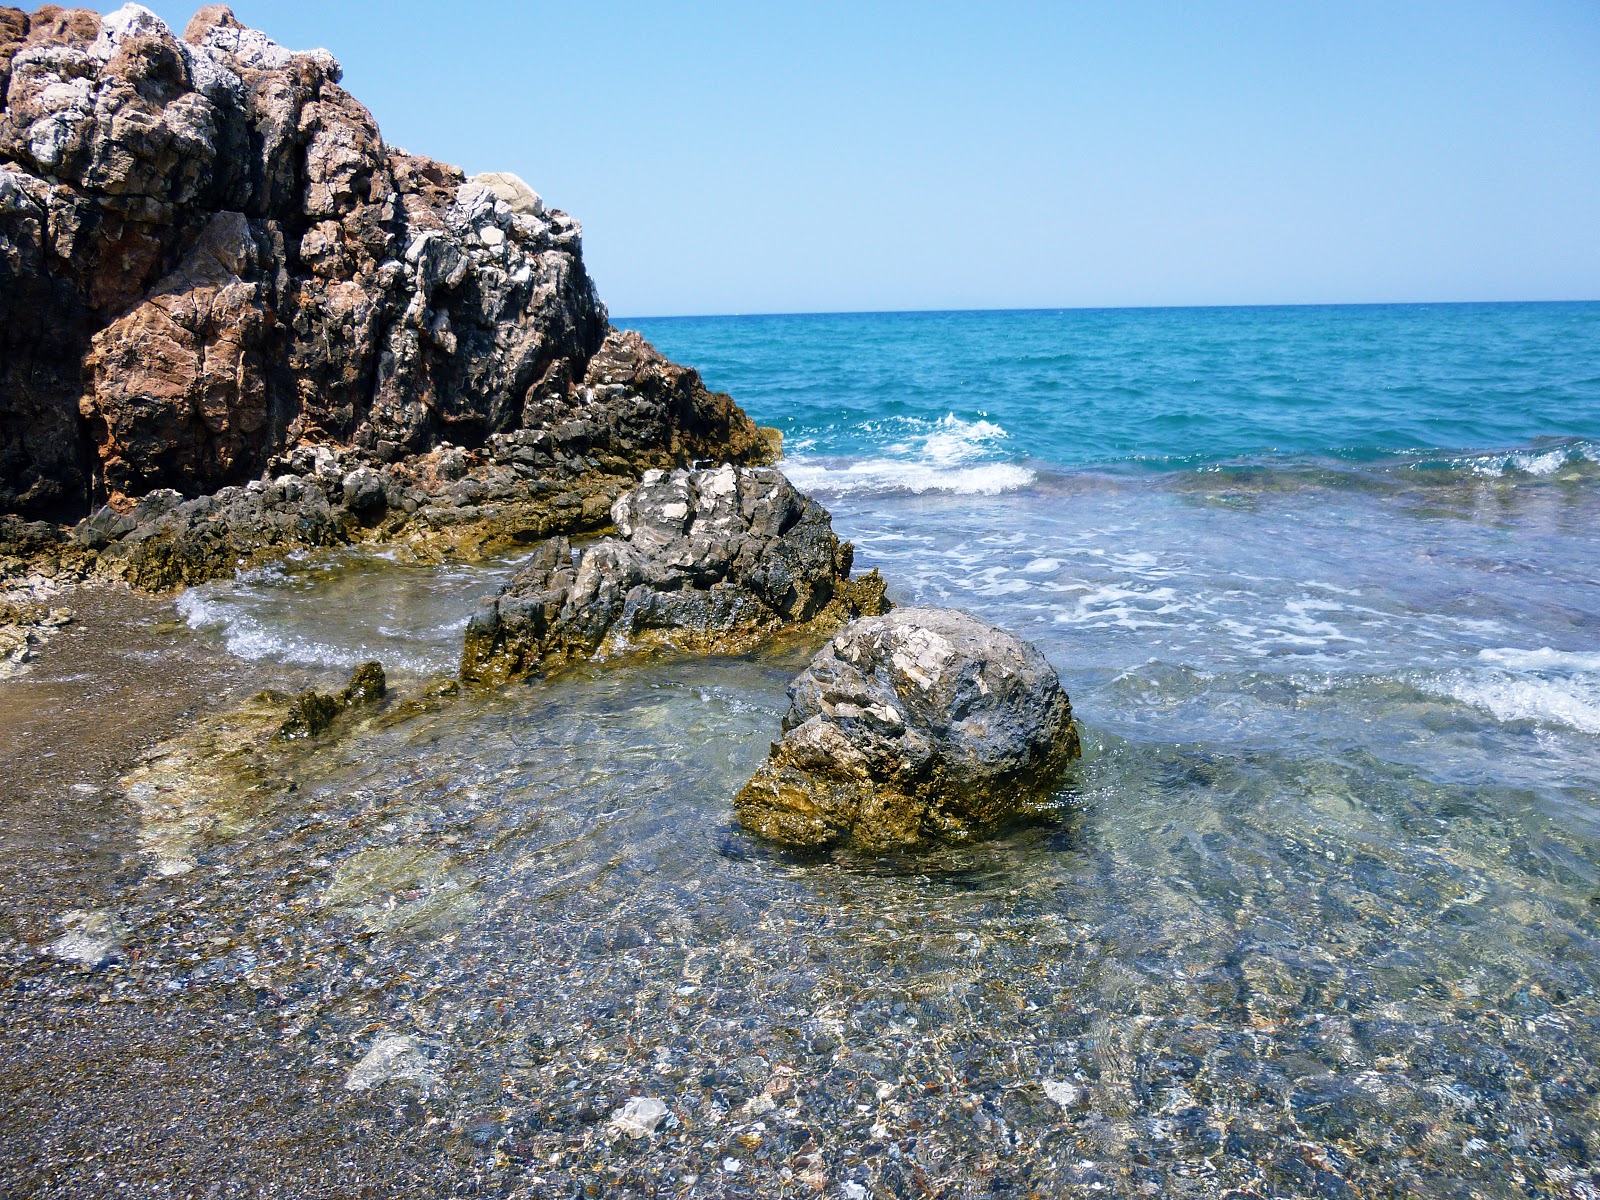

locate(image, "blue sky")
[[135, 1, 1599, 316]]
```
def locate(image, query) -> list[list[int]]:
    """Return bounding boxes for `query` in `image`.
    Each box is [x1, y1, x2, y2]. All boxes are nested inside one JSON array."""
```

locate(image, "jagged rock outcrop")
[[734, 608, 1081, 851], [459, 465, 890, 683], [0, 3, 769, 559]]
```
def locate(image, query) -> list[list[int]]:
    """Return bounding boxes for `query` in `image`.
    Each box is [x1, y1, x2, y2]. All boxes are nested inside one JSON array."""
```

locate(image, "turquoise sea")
[[626, 301, 1600, 779], [630, 302, 1600, 481], [161, 301, 1600, 1194]]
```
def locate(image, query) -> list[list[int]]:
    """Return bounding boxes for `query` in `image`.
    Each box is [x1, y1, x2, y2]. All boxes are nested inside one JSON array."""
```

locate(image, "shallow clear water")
[[175, 548, 531, 679], [42, 304, 1600, 1194]]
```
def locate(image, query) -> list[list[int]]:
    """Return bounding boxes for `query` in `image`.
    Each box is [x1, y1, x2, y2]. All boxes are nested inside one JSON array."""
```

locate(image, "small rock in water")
[[278, 661, 386, 739], [340, 660, 387, 706], [48, 909, 127, 967], [346, 1034, 431, 1093], [608, 1095, 669, 1138], [1041, 1079, 1084, 1112], [735, 607, 1081, 850]]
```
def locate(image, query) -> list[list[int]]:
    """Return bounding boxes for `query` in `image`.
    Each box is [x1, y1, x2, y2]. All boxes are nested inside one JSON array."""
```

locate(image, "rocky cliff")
[[0, 4, 769, 581]]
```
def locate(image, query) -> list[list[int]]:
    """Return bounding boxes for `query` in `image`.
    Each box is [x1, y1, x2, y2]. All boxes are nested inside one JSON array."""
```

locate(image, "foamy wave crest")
[[1479, 646, 1600, 673], [887, 414, 1013, 466], [1422, 644, 1600, 734], [783, 413, 1035, 496], [1444, 439, 1600, 479], [781, 458, 1035, 496]]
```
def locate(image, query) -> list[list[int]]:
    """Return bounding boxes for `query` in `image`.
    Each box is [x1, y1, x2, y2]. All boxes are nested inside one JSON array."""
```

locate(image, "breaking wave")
[[780, 413, 1036, 496]]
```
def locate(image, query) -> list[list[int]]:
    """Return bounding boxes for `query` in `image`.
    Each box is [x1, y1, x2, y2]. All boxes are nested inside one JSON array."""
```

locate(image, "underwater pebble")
[[48, 909, 126, 967], [346, 1034, 431, 1092], [1041, 1078, 1083, 1112], [608, 1095, 668, 1138]]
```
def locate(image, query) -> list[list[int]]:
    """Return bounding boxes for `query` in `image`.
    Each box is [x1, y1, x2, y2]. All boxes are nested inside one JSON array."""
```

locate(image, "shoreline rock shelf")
[[459, 464, 890, 683], [734, 607, 1081, 851]]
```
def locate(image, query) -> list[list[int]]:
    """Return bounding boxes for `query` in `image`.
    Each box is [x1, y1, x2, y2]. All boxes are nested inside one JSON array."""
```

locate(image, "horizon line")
[[615, 297, 1600, 323]]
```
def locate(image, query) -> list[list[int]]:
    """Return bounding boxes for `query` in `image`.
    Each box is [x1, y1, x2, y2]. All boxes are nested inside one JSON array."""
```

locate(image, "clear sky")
[[130, 1, 1600, 316]]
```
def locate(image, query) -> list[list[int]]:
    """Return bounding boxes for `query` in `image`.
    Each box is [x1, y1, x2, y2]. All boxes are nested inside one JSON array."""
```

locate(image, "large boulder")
[[459, 465, 889, 682], [734, 608, 1081, 851], [0, 3, 767, 527]]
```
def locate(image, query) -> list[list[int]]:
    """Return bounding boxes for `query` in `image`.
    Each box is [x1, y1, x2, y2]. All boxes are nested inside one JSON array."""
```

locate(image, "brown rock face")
[[0, 4, 763, 521], [83, 211, 279, 496]]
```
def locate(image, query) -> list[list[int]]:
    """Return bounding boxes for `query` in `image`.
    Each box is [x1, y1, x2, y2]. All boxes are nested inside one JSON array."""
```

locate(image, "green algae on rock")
[[459, 464, 891, 684], [277, 661, 387, 740], [118, 661, 411, 876], [735, 607, 1081, 851]]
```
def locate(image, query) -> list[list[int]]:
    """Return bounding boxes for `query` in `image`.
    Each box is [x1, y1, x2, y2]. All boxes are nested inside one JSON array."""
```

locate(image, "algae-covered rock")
[[459, 465, 890, 683], [277, 661, 387, 739], [734, 607, 1080, 851], [340, 661, 388, 706]]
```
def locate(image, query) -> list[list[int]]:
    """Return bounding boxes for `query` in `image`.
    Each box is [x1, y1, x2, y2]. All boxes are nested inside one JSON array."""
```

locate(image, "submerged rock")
[[48, 908, 127, 967], [609, 1096, 670, 1139], [459, 465, 890, 682], [0, 596, 72, 678], [277, 660, 386, 739], [346, 1034, 432, 1093], [734, 607, 1080, 850]]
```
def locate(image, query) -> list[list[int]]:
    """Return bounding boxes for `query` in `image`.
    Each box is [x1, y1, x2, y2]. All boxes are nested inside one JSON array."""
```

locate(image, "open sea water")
[[135, 302, 1600, 1194]]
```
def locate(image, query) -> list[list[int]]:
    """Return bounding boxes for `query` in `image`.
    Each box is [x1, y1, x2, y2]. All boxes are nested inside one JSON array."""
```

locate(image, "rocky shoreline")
[[2, 4, 1079, 839], [2, 3, 774, 598], [0, 7, 1091, 1195]]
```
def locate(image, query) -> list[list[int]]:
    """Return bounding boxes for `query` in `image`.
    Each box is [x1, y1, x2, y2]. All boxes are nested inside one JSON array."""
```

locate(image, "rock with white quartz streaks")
[[459, 464, 889, 682], [0, 2, 768, 536], [734, 607, 1081, 850]]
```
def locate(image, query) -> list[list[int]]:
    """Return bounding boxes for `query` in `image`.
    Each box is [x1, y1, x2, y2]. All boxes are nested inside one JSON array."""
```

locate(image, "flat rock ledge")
[[734, 607, 1081, 851], [459, 465, 889, 683]]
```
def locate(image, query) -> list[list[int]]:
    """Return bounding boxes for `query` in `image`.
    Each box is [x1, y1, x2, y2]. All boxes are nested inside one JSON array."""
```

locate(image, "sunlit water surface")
[[127, 457, 1600, 1197], [22, 304, 1600, 1196]]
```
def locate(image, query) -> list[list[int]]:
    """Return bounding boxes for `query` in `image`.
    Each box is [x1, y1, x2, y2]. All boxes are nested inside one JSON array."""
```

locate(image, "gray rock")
[[48, 908, 127, 967], [468, 170, 544, 216], [734, 607, 1080, 850], [341, 467, 386, 512], [459, 465, 889, 682], [346, 1034, 432, 1093]]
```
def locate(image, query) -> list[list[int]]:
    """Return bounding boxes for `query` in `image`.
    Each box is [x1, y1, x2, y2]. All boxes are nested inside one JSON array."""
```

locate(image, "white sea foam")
[[1433, 674, 1600, 735], [1453, 440, 1599, 479], [782, 412, 1035, 496], [1422, 645, 1600, 734], [1479, 646, 1600, 673], [1050, 583, 1189, 631], [781, 457, 1035, 496], [894, 415, 1012, 466], [177, 583, 455, 675]]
